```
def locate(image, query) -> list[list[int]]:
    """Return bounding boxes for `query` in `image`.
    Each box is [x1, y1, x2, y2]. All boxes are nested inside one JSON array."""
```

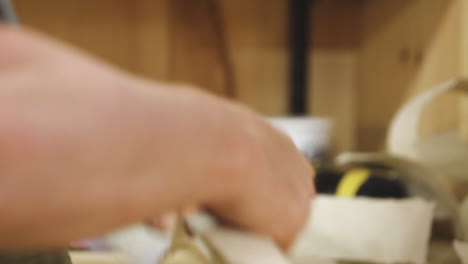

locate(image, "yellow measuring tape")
[[336, 168, 371, 197]]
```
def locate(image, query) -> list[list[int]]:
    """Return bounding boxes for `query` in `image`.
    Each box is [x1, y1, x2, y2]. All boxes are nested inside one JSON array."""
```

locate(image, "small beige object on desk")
[[159, 218, 213, 264], [69, 251, 127, 264]]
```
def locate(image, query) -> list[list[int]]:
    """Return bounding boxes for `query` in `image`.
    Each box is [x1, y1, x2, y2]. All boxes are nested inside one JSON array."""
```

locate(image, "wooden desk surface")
[[69, 240, 459, 264]]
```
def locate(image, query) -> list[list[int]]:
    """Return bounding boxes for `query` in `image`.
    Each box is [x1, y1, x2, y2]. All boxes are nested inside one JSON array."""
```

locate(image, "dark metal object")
[[315, 168, 407, 198], [0, 250, 72, 264], [288, 0, 312, 115], [0, 0, 18, 24]]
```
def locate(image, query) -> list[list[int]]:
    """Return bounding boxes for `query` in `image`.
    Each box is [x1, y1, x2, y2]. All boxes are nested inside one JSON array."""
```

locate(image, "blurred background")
[[6, 1, 468, 263], [11, 0, 468, 155]]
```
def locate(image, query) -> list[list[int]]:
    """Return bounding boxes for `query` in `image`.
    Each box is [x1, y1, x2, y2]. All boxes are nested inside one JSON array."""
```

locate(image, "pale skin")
[[0, 25, 314, 250]]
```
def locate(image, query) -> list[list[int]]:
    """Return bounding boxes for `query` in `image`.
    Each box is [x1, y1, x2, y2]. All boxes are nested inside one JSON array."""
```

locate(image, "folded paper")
[[289, 196, 435, 264]]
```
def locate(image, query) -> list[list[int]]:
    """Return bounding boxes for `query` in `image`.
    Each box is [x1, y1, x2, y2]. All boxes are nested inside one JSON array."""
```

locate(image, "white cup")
[[268, 117, 333, 165]]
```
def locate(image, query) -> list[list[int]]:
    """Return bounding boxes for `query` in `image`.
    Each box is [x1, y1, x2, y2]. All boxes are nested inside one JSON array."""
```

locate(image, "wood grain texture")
[[15, 0, 138, 72], [133, 0, 171, 81], [220, 0, 289, 115], [311, 0, 362, 50], [460, 0, 468, 143], [359, 0, 417, 150], [14, 0, 290, 116], [358, 0, 462, 150], [409, 0, 461, 140], [15, 0, 175, 82], [168, 0, 234, 97], [310, 0, 362, 152], [310, 51, 358, 153], [11, 0, 468, 152]]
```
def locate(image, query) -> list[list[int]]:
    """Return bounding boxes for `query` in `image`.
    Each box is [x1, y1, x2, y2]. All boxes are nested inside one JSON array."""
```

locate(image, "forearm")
[[0, 81, 241, 249]]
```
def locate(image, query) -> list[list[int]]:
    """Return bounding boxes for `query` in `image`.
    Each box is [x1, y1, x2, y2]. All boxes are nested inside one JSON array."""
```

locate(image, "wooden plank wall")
[[10, 0, 468, 153], [13, 0, 357, 154], [309, 0, 361, 152], [311, 0, 468, 151], [460, 0, 468, 143], [14, 0, 289, 115], [309, 0, 468, 152], [220, 0, 289, 114], [359, 0, 467, 150]]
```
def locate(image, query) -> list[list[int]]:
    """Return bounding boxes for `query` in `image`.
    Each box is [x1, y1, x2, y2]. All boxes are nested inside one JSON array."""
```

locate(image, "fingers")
[[149, 213, 177, 230], [149, 205, 200, 231], [232, 122, 314, 249]]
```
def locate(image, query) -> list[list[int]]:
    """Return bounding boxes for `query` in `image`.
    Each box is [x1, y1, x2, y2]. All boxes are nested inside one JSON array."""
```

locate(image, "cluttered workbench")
[[66, 83, 468, 262]]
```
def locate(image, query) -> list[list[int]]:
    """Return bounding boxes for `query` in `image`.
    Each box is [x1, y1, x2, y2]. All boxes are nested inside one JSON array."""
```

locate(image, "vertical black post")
[[289, 0, 311, 115]]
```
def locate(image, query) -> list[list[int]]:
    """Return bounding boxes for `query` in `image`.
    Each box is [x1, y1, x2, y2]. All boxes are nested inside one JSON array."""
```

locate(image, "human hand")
[[0, 25, 314, 249]]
